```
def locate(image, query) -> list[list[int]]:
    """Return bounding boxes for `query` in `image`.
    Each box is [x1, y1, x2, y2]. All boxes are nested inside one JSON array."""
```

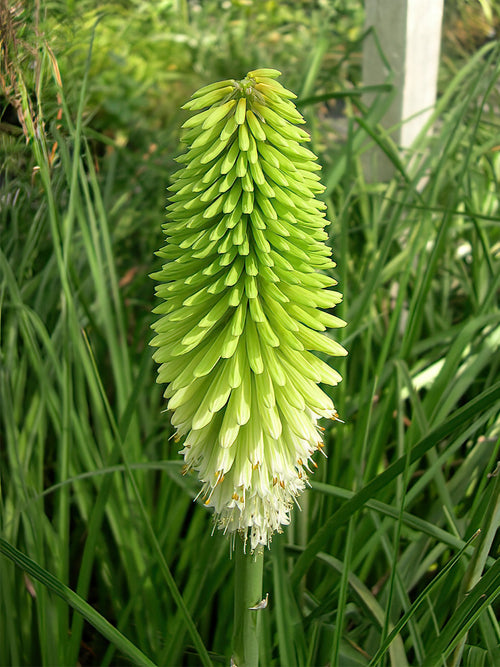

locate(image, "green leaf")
[[291, 382, 500, 584], [0, 538, 157, 667], [425, 558, 500, 666]]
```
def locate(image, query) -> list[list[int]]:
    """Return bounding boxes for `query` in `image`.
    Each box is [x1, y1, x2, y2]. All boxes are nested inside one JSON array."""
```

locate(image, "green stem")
[[232, 537, 265, 667]]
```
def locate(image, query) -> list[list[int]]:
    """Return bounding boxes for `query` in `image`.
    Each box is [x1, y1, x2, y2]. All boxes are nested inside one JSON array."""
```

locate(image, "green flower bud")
[[151, 69, 347, 551]]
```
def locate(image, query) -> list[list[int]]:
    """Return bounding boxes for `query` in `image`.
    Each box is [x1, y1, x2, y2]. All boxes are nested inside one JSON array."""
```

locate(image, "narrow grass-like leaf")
[[424, 558, 500, 666], [272, 540, 300, 667], [0, 538, 157, 667], [368, 531, 482, 666], [292, 382, 500, 584]]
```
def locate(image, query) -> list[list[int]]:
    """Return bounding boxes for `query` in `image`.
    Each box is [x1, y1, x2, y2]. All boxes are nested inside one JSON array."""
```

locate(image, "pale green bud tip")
[[152, 69, 347, 551]]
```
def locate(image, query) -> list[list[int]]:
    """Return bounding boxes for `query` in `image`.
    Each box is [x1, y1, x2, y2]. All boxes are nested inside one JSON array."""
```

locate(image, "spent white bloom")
[[151, 69, 347, 551]]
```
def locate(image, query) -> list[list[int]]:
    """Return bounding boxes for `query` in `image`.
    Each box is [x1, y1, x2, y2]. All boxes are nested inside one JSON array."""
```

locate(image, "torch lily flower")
[[151, 68, 346, 551]]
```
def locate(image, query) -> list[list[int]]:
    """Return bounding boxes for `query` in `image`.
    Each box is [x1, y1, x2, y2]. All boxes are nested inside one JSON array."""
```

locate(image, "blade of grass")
[[330, 516, 356, 666], [292, 382, 500, 585], [450, 465, 500, 666], [367, 531, 482, 666], [0, 538, 157, 667], [425, 557, 500, 666], [272, 539, 300, 667], [82, 332, 213, 667]]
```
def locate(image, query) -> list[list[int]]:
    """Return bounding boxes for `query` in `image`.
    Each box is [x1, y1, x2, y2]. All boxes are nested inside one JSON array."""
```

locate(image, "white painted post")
[[362, 0, 444, 180]]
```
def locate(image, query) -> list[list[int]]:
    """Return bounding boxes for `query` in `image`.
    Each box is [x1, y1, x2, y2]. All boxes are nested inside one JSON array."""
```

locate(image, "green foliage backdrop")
[[1, 1, 499, 665]]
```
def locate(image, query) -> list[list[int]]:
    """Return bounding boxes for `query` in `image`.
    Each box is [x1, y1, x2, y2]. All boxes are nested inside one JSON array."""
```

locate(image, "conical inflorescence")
[[151, 68, 347, 551]]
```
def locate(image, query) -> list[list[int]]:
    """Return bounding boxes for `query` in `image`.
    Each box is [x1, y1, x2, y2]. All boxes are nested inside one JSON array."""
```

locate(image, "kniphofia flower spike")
[[151, 69, 347, 551]]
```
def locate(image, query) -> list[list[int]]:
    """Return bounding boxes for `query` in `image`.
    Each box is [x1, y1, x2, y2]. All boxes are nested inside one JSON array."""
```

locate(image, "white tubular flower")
[[151, 68, 347, 551]]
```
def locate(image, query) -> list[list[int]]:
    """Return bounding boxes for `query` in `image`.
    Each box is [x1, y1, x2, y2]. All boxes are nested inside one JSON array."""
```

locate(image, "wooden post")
[[362, 0, 444, 180]]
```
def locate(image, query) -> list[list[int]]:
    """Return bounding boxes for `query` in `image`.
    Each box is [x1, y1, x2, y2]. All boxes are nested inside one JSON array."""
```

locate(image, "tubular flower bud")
[[151, 69, 347, 551]]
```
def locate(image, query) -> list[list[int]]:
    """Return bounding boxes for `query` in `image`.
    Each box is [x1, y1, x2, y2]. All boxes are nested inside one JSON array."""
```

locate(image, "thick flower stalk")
[[151, 68, 346, 551]]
